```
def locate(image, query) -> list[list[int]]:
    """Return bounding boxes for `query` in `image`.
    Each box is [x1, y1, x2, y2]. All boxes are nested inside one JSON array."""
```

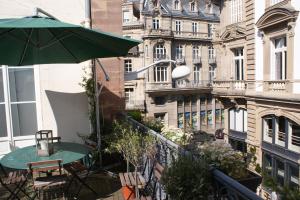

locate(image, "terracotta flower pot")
[[122, 186, 135, 200]]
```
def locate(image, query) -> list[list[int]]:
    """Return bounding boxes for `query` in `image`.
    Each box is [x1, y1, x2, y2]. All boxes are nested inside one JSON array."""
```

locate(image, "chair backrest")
[[27, 160, 63, 175], [51, 136, 61, 143]]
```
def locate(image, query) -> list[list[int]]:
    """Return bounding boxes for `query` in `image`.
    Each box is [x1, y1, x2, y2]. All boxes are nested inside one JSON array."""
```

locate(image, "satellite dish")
[[171, 65, 191, 79]]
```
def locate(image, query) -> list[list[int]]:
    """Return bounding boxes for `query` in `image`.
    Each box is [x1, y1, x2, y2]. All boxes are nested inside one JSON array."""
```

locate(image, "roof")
[[141, 0, 220, 22]]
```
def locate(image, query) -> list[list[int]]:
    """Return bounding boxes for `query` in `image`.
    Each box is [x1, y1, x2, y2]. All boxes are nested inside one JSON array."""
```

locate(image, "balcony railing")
[[125, 100, 145, 110], [175, 56, 185, 64], [145, 29, 173, 37], [192, 56, 201, 64], [124, 115, 263, 200], [175, 80, 212, 89], [173, 30, 212, 40], [292, 134, 300, 147], [208, 57, 217, 64], [264, 80, 289, 93], [153, 54, 169, 61], [213, 80, 247, 95]]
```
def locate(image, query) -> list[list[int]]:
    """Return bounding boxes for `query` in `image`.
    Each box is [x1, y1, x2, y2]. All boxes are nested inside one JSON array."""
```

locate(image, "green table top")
[[0, 142, 90, 170]]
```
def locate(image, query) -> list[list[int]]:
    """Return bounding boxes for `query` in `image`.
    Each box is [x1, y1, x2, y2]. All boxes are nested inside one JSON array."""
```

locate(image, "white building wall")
[[0, 0, 90, 156], [255, 0, 265, 92], [292, 0, 300, 93]]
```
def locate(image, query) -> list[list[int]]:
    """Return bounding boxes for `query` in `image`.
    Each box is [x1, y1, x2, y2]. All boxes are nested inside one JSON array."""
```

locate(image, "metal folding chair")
[[64, 139, 98, 197], [0, 164, 31, 200]]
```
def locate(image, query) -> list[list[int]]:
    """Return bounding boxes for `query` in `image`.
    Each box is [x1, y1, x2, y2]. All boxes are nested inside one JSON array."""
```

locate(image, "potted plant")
[[197, 141, 262, 192], [161, 155, 212, 200], [106, 120, 156, 199]]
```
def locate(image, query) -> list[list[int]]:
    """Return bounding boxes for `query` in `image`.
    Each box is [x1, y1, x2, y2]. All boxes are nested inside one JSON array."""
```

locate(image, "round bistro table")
[[0, 142, 90, 170]]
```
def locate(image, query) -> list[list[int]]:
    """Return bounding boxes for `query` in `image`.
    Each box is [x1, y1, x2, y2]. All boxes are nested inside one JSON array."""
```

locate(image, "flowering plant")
[[198, 141, 248, 179], [161, 126, 193, 145]]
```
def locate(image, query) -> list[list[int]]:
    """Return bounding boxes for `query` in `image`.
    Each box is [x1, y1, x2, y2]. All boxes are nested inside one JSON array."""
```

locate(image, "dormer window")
[[190, 2, 195, 12], [174, 0, 180, 10]]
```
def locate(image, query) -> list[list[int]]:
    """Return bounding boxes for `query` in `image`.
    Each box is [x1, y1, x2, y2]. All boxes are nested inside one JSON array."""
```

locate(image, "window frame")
[[231, 0, 243, 24], [124, 59, 132, 73], [233, 48, 244, 80], [175, 20, 182, 34], [271, 36, 287, 80], [0, 65, 41, 141], [154, 65, 168, 82], [152, 18, 160, 30]]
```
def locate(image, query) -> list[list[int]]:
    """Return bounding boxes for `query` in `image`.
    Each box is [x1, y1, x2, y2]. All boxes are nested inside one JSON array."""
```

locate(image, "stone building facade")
[[214, 0, 300, 196], [122, 0, 224, 133]]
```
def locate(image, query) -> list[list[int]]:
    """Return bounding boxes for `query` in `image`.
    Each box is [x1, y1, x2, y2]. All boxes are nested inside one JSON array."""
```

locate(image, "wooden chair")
[[64, 139, 98, 197], [27, 159, 68, 199], [0, 164, 30, 200]]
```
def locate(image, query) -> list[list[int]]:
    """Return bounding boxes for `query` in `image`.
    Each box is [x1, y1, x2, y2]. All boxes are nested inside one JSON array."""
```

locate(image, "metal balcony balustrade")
[[153, 54, 169, 61], [192, 56, 201, 64], [123, 115, 263, 200]]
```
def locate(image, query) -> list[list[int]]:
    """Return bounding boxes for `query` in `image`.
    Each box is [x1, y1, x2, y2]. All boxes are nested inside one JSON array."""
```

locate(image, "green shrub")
[[161, 156, 212, 200], [127, 110, 142, 122]]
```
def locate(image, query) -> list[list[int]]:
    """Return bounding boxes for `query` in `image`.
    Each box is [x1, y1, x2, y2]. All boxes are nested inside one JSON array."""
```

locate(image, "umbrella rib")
[[39, 32, 74, 50], [69, 30, 129, 56], [47, 29, 80, 63], [0, 28, 15, 38], [19, 28, 34, 66]]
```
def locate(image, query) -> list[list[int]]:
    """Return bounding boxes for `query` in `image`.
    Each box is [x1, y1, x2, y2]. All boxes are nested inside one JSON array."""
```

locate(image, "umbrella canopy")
[[0, 16, 140, 66]]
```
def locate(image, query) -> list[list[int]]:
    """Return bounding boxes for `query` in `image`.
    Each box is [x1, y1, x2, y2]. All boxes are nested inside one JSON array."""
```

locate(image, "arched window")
[[262, 115, 300, 150], [154, 44, 166, 60]]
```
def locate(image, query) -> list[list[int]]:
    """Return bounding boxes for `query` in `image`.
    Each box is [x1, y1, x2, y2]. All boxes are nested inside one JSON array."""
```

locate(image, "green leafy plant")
[[105, 120, 156, 198], [79, 70, 96, 133], [127, 110, 142, 122], [161, 155, 212, 200]]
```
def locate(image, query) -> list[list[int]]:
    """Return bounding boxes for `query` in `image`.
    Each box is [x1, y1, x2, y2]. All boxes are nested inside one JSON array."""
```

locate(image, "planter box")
[[238, 171, 262, 192]]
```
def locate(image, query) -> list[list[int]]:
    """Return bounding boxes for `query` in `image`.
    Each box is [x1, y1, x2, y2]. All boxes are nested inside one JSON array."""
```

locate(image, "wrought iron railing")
[[124, 115, 263, 200]]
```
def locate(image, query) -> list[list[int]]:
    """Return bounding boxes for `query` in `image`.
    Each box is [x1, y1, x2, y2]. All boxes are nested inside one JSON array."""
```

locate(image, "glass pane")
[[200, 111, 206, 126], [263, 153, 272, 176], [0, 68, 4, 102], [11, 103, 37, 136], [292, 123, 300, 147], [276, 159, 285, 186], [289, 165, 299, 189], [178, 113, 183, 128], [9, 68, 35, 102], [185, 112, 190, 126], [207, 110, 213, 126], [192, 112, 197, 128], [0, 104, 7, 137]]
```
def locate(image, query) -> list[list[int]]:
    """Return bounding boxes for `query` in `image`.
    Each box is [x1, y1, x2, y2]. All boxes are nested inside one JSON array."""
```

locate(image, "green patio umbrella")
[[0, 16, 140, 66]]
